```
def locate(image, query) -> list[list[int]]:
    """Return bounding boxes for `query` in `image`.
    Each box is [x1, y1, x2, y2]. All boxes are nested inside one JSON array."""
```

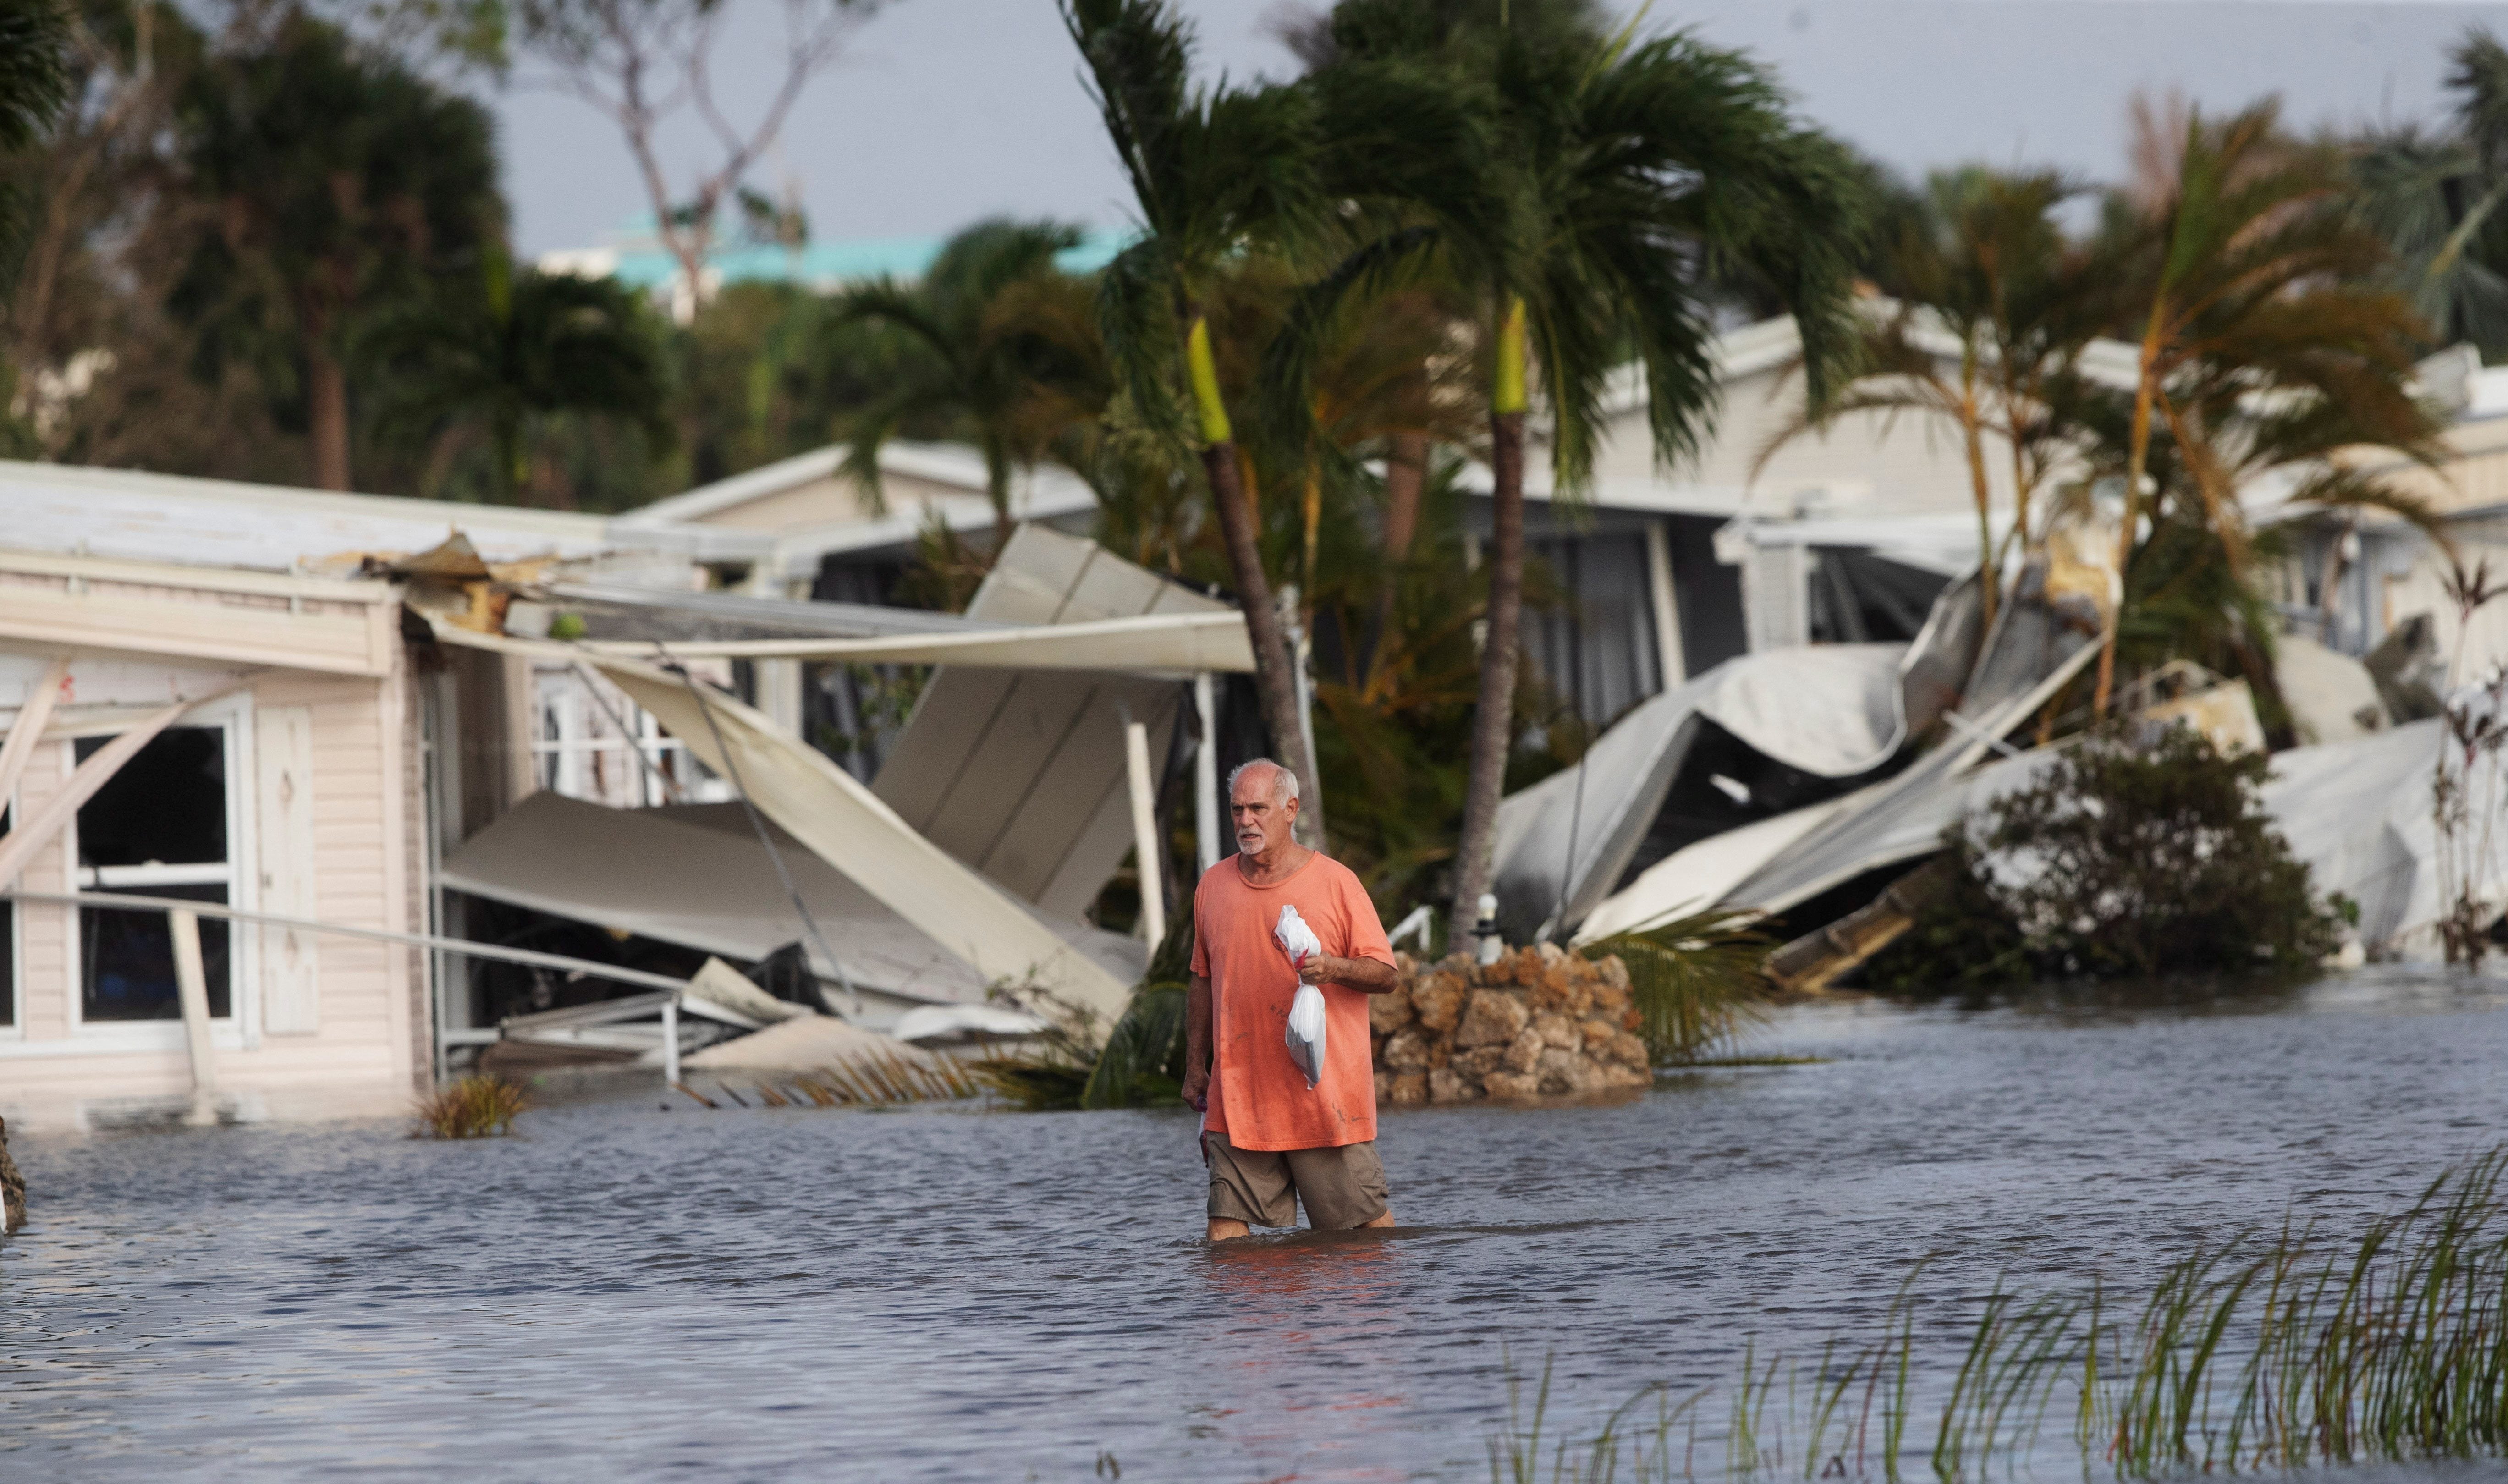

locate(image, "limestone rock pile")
[[1372, 942, 1651, 1104]]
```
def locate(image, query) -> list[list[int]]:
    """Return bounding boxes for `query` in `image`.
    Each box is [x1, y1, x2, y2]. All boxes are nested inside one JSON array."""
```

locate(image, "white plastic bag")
[[1274, 903, 1323, 962], [1285, 984, 1327, 1088], [1276, 905, 1327, 1088]]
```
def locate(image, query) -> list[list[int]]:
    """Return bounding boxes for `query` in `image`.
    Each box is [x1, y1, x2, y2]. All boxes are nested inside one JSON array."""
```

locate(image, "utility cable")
[[654, 649, 863, 1017]]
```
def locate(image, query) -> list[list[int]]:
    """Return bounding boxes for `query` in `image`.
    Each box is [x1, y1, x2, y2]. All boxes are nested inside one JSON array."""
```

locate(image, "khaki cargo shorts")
[[1204, 1132, 1389, 1230]]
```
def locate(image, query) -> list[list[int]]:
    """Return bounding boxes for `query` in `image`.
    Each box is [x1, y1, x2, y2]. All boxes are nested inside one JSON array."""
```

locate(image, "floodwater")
[[8, 968, 2508, 1482]]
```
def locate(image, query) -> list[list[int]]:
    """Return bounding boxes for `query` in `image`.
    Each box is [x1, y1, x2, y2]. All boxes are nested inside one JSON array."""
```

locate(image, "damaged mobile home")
[[0, 458, 1259, 1127], [1482, 316, 2508, 975]]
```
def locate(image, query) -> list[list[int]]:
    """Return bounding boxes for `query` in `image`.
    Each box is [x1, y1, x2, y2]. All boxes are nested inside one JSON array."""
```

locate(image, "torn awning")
[[440, 792, 1147, 1015]]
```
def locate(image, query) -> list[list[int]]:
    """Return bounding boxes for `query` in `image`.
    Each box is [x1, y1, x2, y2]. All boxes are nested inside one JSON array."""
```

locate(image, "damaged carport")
[[425, 526, 1259, 1066]]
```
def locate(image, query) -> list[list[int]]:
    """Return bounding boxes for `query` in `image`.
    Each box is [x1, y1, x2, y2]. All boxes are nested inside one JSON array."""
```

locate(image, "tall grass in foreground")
[[413, 1076, 528, 1138], [1492, 1148, 2508, 1480]]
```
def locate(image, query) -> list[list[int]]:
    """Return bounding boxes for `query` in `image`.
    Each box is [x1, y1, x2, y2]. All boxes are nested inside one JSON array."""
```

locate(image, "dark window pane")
[[81, 884, 231, 1022], [75, 727, 227, 868]]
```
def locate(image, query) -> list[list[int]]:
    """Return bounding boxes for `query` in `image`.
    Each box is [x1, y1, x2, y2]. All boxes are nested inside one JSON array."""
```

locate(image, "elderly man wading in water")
[[1182, 758, 1401, 1240]]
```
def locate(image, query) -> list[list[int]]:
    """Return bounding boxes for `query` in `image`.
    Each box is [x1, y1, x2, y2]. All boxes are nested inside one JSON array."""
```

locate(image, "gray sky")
[[492, 0, 2500, 258]]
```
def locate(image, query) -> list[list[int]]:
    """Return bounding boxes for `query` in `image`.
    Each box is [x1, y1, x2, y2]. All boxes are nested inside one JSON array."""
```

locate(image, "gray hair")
[[1226, 757, 1300, 804]]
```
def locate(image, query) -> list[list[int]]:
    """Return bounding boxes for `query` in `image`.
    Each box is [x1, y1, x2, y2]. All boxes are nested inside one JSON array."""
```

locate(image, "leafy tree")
[[169, 12, 499, 491], [1060, 0, 1331, 841], [1303, 0, 1866, 944], [368, 246, 669, 505], [831, 217, 1109, 542], [2351, 27, 2508, 361]]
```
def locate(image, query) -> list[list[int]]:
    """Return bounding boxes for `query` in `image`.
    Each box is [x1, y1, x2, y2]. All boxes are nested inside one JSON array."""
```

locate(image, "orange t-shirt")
[[1190, 851, 1395, 1152]]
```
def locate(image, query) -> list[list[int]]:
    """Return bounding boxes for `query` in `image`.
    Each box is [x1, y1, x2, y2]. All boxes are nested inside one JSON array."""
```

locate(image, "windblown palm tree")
[[1756, 169, 2099, 632], [2351, 27, 2508, 360], [1061, 0, 1332, 841], [1299, 0, 1867, 944], [369, 246, 669, 505], [2090, 99, 2444, 716], [830, 218, 1109, 543]]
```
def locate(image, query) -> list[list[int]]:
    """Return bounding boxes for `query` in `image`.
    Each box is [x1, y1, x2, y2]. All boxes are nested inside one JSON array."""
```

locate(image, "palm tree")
[[1756, 169, 2099, 632], [830, 217, 1109, 543], [1060, 0, 1331, 841], [170, 13, 500, 492], [2089, 99, 2442, 716], [369, 246, 669, 505], [0, 0, 72, 321], [1300, 0, 1867, 945], [2351, 27, 2508, 360]]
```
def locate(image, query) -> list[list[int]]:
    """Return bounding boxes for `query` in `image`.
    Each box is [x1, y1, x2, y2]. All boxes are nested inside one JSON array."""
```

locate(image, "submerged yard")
[[7, 966, 2508, 1481]]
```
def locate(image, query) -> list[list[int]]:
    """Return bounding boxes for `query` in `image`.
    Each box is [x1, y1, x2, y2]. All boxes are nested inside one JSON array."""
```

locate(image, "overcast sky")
[[490, 0, 2501, 258]]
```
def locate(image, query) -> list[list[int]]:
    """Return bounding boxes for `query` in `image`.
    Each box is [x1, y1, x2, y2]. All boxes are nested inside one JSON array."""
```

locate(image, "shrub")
[[414, 1075, 528, 1138], [1869, 726, 2347, 987]]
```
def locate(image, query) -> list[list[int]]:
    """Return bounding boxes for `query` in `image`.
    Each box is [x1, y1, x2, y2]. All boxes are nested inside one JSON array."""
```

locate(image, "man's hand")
[[1297, 954, 1343, 986], [1179, 1066, 1209, 1108]]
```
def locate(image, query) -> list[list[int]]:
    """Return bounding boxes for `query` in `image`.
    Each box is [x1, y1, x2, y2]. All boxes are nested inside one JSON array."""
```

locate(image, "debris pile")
[[1371, 945, 1651, 1104]]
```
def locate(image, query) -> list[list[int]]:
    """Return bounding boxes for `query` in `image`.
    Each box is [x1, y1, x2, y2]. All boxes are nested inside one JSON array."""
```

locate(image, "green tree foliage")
[[168, 11, 499, 491], [1869, 727, 2348, 988], [366, 245, 670, 503], [2351, 27, 2508, 360], [832, 217, 1109, 539], [1061, 0, 1334, 844], [0, 0, 70, 271], [1303, 0, 1866, 945]]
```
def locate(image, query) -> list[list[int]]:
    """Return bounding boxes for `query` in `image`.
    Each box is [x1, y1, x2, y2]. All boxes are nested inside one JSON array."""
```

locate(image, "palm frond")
[[1578, 907, 1772, 1064]]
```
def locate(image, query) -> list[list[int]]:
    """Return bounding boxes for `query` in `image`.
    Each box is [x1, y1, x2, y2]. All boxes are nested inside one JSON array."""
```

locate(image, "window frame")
[[57, 697, 260, 1050]]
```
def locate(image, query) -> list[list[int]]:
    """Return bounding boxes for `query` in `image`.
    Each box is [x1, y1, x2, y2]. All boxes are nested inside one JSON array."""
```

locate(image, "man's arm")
[[1180, 973, 1212, 1106], [1298, 954, 1399, 994]]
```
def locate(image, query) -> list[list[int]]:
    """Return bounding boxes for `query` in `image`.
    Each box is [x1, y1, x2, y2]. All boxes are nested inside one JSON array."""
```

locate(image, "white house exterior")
[[0, 464, 688, 1128]]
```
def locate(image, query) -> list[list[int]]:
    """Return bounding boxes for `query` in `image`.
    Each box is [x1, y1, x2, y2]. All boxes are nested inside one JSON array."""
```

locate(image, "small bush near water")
[[413, 1076, 528, 1138], [1492, 1147, 2508, 1481], [1867, 726, 2349, 990]]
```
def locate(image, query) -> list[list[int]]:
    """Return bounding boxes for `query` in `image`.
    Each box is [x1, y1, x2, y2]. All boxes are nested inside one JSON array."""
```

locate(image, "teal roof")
[[600, 229, 1128, 291]]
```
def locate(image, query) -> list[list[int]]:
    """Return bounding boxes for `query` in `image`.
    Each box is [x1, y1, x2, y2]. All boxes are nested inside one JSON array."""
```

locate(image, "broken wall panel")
[[873, 526, 1224, 918]]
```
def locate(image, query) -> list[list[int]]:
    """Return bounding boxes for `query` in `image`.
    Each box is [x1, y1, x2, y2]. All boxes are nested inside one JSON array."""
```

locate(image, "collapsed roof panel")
[[872, 525, 1232, 921], [1492, 576, 1986, 940], [586, 648, 1138, 1019], [2263, 718, 2505, 957], [440, 791, 1148, 1017]]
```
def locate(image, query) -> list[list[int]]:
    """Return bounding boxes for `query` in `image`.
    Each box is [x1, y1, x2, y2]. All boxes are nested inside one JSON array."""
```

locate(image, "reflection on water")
[[6, 967, 2508, 1481]]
